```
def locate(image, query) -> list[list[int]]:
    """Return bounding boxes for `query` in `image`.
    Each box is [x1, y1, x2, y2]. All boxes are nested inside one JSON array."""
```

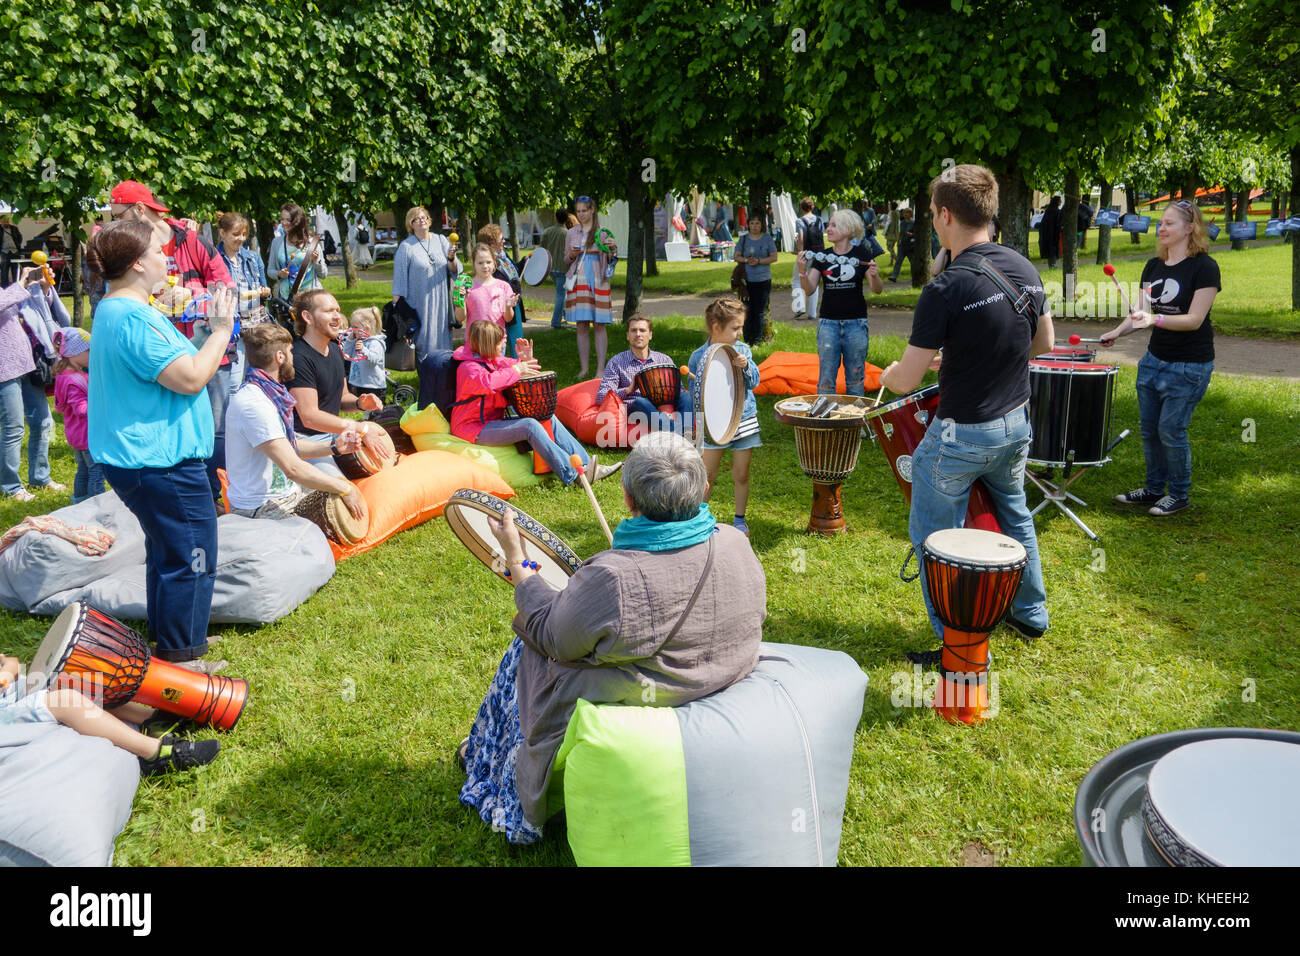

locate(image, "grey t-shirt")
[[736, 233, 777, 282]]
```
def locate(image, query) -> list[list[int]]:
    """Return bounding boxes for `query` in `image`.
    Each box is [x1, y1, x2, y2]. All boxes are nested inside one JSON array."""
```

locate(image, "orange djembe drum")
[[920, 529, 1027, 726], [634, 363, 681, 420], [505, 371, 559, 475], [27, 603, 248, 730]]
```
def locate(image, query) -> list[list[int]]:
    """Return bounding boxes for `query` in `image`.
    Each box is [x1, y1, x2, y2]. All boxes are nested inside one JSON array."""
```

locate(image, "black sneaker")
[[139, 713, 199, 738], [905, 648, 943, 667], [1148, 495, 1190, 517], [139, 735, 220, 776], [1004, 617, 1045, 641], [1115, 488, 1162, 506]]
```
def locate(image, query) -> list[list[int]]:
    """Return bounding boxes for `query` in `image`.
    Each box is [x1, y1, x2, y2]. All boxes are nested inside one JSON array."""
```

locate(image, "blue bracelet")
[[503, 560, 540, 578]]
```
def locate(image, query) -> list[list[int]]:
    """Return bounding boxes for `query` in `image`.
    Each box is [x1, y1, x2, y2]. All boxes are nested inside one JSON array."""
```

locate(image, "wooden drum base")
[[807, 481, 847, 536]]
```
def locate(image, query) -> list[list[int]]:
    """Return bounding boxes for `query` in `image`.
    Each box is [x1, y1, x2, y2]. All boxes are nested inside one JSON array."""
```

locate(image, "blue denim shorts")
[[0, 676, 55, 727]]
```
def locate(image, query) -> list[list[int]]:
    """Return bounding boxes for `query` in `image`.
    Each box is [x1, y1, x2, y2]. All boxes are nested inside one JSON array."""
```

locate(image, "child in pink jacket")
[[53, 329, 105, 503]]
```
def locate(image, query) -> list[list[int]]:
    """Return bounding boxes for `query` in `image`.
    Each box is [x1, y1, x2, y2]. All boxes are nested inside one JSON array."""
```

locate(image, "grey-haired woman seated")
[[459, 432, 765, 844]]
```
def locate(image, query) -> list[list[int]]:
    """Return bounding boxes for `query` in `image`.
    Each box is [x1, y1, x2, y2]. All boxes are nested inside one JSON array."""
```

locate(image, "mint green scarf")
[[611, 503, 717, 552]]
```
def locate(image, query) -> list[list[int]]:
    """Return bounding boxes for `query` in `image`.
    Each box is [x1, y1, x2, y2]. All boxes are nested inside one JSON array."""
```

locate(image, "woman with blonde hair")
[[564, 196, 617, 379], [393, 205, 460, 359], [1102, 200, 1220, 517]]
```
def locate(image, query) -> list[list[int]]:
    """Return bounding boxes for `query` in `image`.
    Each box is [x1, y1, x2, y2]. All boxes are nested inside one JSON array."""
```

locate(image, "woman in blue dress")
[[392, 206, 461, 360]]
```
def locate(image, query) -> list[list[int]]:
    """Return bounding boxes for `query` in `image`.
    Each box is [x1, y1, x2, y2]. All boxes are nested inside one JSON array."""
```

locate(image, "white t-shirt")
[[225, 385, 298, 510]]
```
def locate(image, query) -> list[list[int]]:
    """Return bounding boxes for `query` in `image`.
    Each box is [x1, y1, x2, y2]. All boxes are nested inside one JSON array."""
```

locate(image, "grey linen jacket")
[[511, 523, 765, 826]]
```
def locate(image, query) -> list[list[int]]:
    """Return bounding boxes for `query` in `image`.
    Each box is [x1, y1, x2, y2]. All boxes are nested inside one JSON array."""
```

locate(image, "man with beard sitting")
[[223, 323, 367, 521]]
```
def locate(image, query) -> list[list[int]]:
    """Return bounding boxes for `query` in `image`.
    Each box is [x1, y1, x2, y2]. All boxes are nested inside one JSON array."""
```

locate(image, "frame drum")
[[443, 489, 581, 590], [698, 343, 744, 445], [521, 247, 550, 286]]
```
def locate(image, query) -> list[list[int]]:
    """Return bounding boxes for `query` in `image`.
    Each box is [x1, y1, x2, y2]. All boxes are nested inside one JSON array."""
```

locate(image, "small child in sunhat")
[[52, 328, 104, 503]]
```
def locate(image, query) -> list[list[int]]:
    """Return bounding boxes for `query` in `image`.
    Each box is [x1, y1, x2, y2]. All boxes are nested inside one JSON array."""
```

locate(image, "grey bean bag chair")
[[0, 721, 139, 866], [0, 492, 335, 623]]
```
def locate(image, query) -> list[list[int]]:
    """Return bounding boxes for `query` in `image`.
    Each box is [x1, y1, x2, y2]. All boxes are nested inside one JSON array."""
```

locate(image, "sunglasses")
[[576, 195, 592, 203], [1173, 200, 1194, 211]]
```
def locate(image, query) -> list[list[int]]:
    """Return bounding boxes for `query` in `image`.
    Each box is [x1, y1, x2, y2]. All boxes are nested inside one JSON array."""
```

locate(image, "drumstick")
[[1101, 264, 1134, 315], [570, 454, 613, 546], [1068, 334, 1104, 345], [874, 385, 885, 407]]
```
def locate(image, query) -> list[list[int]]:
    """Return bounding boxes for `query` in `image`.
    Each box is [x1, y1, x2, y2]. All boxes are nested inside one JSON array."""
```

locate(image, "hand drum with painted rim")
[[521, 247, 550, 286], [443, 489, 581, 590]]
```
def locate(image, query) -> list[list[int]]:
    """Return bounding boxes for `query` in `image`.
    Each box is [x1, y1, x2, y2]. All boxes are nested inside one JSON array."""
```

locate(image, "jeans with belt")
[[1135, 352, 1213, 500], [101, 459, 217, 661], [817, 318, 870, 396], [908, 403, 1048, 641]]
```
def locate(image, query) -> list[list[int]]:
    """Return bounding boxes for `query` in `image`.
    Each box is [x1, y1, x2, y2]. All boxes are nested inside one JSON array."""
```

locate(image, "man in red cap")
[[109, 180, 236, 502]]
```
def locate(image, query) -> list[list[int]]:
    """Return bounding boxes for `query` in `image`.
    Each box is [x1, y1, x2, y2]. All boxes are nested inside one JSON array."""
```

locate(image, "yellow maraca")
[[448, 232, 459, 245], [30, 250, 56, 286]]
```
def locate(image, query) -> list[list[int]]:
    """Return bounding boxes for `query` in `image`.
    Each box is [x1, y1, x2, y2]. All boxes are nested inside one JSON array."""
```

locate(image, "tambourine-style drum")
[[505, 370, 559, 475], [921, 528, 1027, 726], [1027, 361, 1117, 467], [334, 428, 397, 480], [697, 344, 744, 445], [295, 489, 369, 545], [863, 385, 1002, 533], [27, 603, 248, 730], [521, 247, 550, 286], [774, 395, 869, 535], [634, 363, 680, 410], [443, 489, 581, 590], [1075, 728, 1300, 867]]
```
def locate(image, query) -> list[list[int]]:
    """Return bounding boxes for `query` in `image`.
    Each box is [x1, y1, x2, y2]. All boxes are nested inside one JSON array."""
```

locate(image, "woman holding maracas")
[[564, 196, 617, 380]]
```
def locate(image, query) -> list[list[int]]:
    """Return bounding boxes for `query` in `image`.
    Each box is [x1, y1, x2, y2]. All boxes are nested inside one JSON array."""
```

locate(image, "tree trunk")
[[70, 231, 84, 326], [505, 204, 518, 263], [623, 160, 647, 320], [1291, 144, 1299, 309], [1270, 188, 1281, 219], [643, 192, 658, 277], [1232, 188, 1249, 251], [333, 208, 357, 288], [1181, 170, 1198, 200], [255, 216, 275, 262], [1125, 185, 1140, 244], [1062, 169, 1080, 301], [910, 186, 932, 288], [1095, 179, 1113, 266], [994, 163, 1031, 257]]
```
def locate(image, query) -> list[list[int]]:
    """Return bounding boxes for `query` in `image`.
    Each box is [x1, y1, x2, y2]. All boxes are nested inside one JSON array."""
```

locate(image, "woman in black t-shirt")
[[1101, 200, 1220, 517], [797, 210, 883, 395]]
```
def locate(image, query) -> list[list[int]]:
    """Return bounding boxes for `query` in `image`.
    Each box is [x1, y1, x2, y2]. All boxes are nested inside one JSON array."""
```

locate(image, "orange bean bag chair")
[[753, 351, 883, 396], [330, 449, 515, 562], [555, 379, 650, 449]]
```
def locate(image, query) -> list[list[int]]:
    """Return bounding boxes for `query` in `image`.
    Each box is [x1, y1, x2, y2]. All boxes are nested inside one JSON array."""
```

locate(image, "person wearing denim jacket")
[[880, 164, 1054, 650]]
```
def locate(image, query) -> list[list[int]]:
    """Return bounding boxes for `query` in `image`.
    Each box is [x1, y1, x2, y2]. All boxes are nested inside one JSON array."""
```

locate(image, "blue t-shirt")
[[88, 297, 214, 469], [736, 233, 777, 283]]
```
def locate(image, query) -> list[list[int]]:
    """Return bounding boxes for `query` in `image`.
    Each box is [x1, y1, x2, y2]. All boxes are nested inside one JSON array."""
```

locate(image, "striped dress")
[[564, 226, 612, 325]]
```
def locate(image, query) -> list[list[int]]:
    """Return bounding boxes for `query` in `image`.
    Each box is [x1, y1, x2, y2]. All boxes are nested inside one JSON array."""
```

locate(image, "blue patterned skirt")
[[459, 637, 544, 845]]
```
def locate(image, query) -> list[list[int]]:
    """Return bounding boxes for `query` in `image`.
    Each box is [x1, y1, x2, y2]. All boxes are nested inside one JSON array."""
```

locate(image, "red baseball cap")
[[110, 180, 169, 213]]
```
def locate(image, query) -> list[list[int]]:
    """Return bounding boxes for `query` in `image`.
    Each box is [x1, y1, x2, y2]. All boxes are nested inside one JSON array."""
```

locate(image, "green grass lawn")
[[1, 314, 1296, 866]]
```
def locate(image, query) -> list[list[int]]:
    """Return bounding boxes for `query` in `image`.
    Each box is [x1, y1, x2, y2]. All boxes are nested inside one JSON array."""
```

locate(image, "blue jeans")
[[549, 270, 567, 327], [101, 459, 217, 661], [204, 348, 244, 498], [476, 416, 589, 485], [626, 392, 694, 434], [1135, 352, 1213, 500], [21, 375, 53, 486], [71, 447, 105, 503], [817, 318, 869, 395], [908, 404, 1048, 641], [0, 377, 26, 495]]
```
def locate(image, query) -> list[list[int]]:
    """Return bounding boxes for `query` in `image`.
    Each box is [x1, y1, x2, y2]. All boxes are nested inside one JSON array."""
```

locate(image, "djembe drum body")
[[921, 528, 1027, 725], [28, 603, 248, 730], [774, 395, 868, 535], [295, 489, 369, 545], [505, 371, 559, 475], [634, 363, 681, 415]]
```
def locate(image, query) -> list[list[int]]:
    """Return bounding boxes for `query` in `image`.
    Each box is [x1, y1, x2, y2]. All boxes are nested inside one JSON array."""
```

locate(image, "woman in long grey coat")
[[391, 205, 460, 359], [459, 432, 765, 844]]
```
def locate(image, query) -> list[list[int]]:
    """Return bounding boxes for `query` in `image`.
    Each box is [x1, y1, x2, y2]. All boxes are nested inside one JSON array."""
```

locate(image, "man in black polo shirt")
[[879, 164, 1054, 656], [288, 289, 387, 477]]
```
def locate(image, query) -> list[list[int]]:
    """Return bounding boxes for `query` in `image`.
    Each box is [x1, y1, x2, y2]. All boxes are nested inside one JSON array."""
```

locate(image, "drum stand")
[[1027, 430, 1129, 540]]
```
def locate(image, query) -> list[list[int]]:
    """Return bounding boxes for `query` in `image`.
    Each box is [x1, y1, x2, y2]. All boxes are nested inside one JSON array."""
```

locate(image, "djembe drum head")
[[334, 429, 397, 480], [296, 490, 369, 545], [921, 529, 1027, 633], [27, 603, 148, 708]]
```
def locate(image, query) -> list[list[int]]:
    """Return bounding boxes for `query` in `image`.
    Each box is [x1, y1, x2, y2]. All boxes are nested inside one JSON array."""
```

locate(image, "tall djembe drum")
[[773, 395, 871, 535]]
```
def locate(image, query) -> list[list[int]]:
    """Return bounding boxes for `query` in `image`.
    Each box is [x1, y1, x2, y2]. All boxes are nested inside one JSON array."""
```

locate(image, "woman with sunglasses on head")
[[1101, 200, 1220, 517], [564, 196, 617, 380]]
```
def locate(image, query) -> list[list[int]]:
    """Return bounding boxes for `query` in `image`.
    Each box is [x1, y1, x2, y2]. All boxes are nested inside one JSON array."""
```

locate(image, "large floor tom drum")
[[1027, 361, 1117, 467]]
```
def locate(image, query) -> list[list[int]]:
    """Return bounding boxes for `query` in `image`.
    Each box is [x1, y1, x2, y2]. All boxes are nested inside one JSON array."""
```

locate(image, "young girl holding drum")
[[688, 296, 761, 535]]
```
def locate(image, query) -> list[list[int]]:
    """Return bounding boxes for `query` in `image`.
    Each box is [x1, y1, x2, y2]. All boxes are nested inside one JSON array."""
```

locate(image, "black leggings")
[[744, 280, 771, 345]]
